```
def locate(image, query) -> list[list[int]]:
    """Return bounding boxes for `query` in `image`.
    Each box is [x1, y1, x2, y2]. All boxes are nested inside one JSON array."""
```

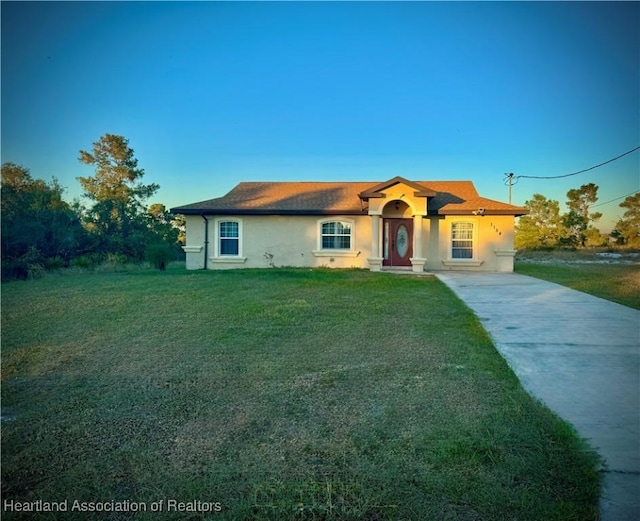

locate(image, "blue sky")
[[2, 1, 638, 231]]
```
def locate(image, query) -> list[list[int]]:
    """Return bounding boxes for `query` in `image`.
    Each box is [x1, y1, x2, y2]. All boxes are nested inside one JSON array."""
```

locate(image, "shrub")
[[44, 256, 68, 271], [145, 243, 173, 271], [2, 259, 29, 281], [1, 247, 44, 281], [71, 255, 96, 269], [93, 253, 132, 273]]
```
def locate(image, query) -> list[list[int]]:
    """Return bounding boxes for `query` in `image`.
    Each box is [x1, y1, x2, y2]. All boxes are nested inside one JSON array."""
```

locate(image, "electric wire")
[[591, 191, 639, 208], [514, 146, 640, 180]]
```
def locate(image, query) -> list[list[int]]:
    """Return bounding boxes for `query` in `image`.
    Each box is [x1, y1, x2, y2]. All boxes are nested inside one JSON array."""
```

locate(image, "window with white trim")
[[451, 222, 474, 259], [321, 221, 352, 250], [218, 220, 240, 256]]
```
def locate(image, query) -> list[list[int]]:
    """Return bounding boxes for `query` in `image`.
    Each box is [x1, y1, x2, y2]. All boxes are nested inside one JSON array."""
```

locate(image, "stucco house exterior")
[[170, 176, 528, 272]]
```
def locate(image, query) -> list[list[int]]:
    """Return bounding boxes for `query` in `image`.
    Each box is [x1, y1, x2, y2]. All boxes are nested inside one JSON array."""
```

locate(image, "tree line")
[[1, 133, 185, 280], [515, 183, 640, 249]]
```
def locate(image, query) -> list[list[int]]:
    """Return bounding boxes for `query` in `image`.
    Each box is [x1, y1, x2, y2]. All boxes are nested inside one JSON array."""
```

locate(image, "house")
[[170, 176, 528, 272]]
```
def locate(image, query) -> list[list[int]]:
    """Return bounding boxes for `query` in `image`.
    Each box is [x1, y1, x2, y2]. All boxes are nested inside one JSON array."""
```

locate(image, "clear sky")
[[2, 1, 638, 232]]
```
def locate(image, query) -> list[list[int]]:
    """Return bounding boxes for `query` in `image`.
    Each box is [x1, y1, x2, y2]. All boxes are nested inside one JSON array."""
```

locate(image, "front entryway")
[[383, 218, 413, 267]]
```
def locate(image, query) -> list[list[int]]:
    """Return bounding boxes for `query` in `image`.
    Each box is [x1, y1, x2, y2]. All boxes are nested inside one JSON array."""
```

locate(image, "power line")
[[591, 191, 639, 208], [516, 146, 640, 180]]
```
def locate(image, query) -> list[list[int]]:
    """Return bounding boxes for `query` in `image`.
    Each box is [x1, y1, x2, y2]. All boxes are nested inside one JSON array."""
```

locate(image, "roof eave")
[[358, 176, 437, 200], [170, 208, 366, 216], [358, 192, 386, 200], [435, 209, 529, 216]]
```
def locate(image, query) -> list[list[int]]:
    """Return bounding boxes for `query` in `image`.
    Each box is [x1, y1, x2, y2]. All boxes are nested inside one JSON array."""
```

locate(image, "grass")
[[515, 249, 640, 310], [2, 267, 601, 520]]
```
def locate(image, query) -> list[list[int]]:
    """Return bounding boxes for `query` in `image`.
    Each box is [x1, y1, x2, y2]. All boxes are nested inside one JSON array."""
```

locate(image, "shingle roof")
[[171, 180, 528, 216]]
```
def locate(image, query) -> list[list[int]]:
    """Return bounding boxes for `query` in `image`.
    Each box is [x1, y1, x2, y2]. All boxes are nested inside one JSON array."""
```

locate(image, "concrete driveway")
[[436, 272, 640, 521]]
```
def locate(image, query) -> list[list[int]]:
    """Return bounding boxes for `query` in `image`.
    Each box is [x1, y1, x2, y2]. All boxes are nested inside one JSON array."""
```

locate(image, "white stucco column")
[[413, 214, 423, 257], [371, 215, 380, 257], [368, 214, 383, 271], [411, 214, 427, 272]]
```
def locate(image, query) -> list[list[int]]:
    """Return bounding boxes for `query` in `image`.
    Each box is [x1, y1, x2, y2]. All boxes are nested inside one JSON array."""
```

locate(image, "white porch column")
[[371, 215, 380, 257], [368, 214, 383, 271], [411, 214, 427, 272]]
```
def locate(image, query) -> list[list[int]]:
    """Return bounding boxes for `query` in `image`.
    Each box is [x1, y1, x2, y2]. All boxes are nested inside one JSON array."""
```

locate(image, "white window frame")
[[451, 221, 475, 259], [442, 219, 483, 267], [312, 218, 359, 258], [212, 217, 246, 263]]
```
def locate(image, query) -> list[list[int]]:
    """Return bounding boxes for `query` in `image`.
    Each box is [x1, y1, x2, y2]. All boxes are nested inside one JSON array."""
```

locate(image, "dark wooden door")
[[383, 218, 413, 267]]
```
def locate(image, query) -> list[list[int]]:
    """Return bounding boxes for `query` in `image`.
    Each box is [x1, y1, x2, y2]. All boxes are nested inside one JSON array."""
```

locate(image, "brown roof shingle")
[[171, 180, 528, 216]]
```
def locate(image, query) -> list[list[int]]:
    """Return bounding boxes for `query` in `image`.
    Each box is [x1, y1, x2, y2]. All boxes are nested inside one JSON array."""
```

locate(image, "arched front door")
[[383, 218, 413, 267]]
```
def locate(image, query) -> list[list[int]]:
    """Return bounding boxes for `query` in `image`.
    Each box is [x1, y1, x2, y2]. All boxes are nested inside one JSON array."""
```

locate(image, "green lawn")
[[515, 257, 640, 310], [1, 268, 601, 520]]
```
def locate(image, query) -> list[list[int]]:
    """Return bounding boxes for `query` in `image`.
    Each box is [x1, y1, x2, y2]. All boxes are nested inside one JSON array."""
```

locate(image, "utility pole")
[[504, 173, 516, 204]]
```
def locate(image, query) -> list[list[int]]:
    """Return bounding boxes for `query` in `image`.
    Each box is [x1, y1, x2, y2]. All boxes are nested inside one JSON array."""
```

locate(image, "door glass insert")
[[396, 224, 409, 257], [384, 221, 390, 260]]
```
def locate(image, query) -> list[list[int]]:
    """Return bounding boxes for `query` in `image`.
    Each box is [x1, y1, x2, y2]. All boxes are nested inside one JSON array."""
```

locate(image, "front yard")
[[1, 268, 600, 520]]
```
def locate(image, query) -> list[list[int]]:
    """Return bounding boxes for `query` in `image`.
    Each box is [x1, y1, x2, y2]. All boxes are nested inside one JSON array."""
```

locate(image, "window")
[[211, 218, 245, 264], [219, 220, 239, 255], [321, 221, 352, 249], [451, 222, 474, 259], [313, 218, 358, 258]]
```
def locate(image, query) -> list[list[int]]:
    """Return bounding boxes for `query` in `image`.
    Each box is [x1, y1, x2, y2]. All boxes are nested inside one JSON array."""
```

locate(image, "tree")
[[566, 183, 602, 220], [78, 134, 160, 258], [146, 203, 180, 244], [563, 183, 603, 247], [515, 194, 566, 249], [611, 192, 640, 247], [561, 210, 588, 248], [172, 213, 186, 246], [1, 163, 87, 278]]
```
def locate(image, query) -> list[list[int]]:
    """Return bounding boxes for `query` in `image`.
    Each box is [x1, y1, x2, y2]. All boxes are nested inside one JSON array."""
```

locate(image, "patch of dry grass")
[[516, 249, 640, 309]]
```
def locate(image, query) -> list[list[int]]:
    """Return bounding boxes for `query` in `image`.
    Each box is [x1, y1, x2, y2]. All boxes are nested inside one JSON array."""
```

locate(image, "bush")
[[145, 243, 173, 271], [2, 259, 29, 281], [94, 253, 131, 273], [1, 247, 44, 281], [44, 256, 68, 271], [70, 253, 105, 269]]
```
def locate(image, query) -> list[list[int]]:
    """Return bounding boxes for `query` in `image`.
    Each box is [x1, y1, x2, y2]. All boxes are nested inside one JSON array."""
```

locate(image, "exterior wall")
[[425, 215, 516, 272], [183, 214, 372, 270], [183, 215, 206, 270], [181, 186, 517, 272]]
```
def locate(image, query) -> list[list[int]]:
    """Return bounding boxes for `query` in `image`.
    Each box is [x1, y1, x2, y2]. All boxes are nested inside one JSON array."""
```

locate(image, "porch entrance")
[[383, 218, 413, 267]]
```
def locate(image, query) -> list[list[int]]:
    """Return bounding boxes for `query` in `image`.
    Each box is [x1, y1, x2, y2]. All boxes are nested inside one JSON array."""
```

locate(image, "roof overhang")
[[170, 208, 366, 216], [173, 208, 527, 217], [436, 209, 529, 217], [358, 176, 436, 200]]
